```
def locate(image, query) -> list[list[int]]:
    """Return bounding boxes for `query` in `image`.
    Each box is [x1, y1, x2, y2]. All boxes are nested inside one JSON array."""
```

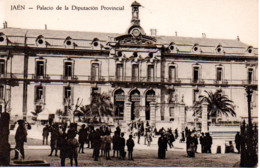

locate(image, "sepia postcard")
[[0, 0, 258, 167]]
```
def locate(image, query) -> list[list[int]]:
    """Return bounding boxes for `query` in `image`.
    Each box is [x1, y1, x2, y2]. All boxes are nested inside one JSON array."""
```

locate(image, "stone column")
[[124, 102, 132, 123], [178, 103, 186, 132], [201, 103, 208, 132], [150, 102, 156, 126]]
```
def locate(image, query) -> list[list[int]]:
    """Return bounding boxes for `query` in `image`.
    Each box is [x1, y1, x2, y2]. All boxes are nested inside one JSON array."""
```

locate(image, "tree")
[[64, 97, 83, 123], [193, 90, 236, 122], [82, 92, 114, 120]]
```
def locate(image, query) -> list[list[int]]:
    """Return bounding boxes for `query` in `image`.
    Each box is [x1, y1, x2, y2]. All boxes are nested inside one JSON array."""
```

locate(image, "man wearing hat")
[[13, 120, 27, 160]]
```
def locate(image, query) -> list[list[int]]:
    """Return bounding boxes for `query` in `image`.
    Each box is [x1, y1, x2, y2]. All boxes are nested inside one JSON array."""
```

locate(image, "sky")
[[0, 0, 258, 47]]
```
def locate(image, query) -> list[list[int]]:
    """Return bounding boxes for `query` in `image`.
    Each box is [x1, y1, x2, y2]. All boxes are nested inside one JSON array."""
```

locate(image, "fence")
[[240, 121, 258, 167]]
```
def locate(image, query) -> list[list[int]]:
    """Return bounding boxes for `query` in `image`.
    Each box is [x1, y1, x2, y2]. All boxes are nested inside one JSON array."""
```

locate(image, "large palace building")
[[0, 1, 258, 131]]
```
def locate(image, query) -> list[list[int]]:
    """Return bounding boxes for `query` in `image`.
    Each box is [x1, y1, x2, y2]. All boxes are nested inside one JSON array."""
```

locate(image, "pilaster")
[[124, 102, 132, 123], [178, 103, 186, 132], [201, 103, 208, 132]]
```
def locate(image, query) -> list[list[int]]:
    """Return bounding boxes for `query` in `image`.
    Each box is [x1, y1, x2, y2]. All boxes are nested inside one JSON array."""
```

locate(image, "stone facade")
[[0, 1, 258, 131]]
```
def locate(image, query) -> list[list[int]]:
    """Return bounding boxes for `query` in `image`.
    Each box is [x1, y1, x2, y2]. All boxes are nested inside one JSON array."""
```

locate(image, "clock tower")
[[131, 1, 141, 26]]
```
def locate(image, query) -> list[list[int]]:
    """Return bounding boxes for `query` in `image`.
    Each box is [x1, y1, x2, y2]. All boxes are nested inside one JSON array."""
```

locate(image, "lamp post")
[[246, 86, 253, 127]]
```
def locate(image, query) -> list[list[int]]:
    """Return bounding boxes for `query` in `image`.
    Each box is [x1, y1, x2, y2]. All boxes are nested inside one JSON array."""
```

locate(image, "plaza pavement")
[[8, 124, 240, 167]]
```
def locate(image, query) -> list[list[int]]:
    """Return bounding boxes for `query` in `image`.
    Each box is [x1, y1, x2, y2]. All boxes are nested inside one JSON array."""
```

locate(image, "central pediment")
[[115, 33, 156, 45]]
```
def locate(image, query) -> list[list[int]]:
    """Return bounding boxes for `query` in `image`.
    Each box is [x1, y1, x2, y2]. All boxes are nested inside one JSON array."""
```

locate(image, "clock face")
[[132, 28, 141, 37]]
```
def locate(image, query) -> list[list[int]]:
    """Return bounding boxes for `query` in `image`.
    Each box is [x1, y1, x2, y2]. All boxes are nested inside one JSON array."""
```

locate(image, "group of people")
[[44, 123, 136, 166], [14, 119, 242, 166], [199, 133, 212, 154]]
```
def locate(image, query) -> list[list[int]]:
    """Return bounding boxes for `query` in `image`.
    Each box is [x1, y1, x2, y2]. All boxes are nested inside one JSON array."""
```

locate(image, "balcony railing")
[[32, 74, 50, 80], [61, 75, 78, 81], [214, 80, 228, 85], [1, 73, 258, 86], [167, 78, 182, 83], [191, 79, 205, 84]]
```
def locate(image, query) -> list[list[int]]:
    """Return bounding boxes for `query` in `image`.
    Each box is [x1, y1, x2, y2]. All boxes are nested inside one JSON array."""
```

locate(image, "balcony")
[[167, 78, 182, 84], [191, 79, 205, 84], [61, 75, 78, 81], [0, 73, 13, 78], [33, 74, 50, 81], [214, 80, 228, 85], [242, 80, 258, 85], [88, 76, 105, 82]]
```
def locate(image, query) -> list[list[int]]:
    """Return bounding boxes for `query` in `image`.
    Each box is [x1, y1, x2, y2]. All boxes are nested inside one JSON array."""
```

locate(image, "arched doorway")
[[130, 90, 140, 120], [145, 90, 155, 120], [114, 89, 125, 120]]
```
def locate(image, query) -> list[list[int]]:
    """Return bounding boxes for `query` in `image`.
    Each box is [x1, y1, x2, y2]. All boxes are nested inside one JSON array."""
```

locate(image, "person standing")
[[199, 133, 205, 153], [112, 132, 119, 158], [174, 128, 178, 139], [126, 135, 135, 160], [67, 132, 79, 166], [186, 133, 196, 157], [194, 134, 198, 153], [205, 133, 212, 153], [42, 125, 49, 145], [158, 133, 167, 159], [119, 133, 126, 160], [93, 129, 102, 161], [13, 120, 27, 160], [59, 129, 68, 167], [137, 129, 141, 144], [104, 132, 112, 160], [78, 124, 87, 153], [147, 131, 152, 146], [235, 132, 241, 153], [49, 124, 59, 156], [180, 131, 185, 143]]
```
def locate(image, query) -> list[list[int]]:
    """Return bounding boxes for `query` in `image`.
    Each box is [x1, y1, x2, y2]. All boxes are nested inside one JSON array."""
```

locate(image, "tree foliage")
[[193, 90, 236, 118], [79, 92, 114, 118]]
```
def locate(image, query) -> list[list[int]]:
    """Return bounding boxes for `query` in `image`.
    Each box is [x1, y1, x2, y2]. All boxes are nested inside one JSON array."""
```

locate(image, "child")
[[126, 135, 135, 160]]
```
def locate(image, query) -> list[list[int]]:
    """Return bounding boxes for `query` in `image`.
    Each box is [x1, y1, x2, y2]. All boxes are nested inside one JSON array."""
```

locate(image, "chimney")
[[202, 33, 206, 38], [150, 29, 157, 36], [175, 31, 178, 36], [45, 24, 47, 30], [237, 36, 240, 41]]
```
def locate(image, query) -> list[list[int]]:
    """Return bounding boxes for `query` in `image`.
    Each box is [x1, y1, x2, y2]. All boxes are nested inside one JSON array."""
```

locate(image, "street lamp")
[[245, 86, 253, 127]]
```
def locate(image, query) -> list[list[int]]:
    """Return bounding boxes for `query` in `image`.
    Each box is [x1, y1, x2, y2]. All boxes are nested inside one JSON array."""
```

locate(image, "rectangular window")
[[248, 68, 253, 84], [0, 60, 5, 76], [0, 85, 3, 99], [170, 107, 175, 117], [91, 63, 99, 81], [0, 105, 2, 114], [36, 61, 45, 76], [147, 65, 154, 81], [36, 86, 43, 101], [132, 64, 139, 81], [193, 67, 199, 83], [64, 62, 72, 77], [169, 66, 176, 82], [217, 67, 222, 81], [193, 90, 199, 103], [116, 64, 123, 80], [64, 87, 71, 99]]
